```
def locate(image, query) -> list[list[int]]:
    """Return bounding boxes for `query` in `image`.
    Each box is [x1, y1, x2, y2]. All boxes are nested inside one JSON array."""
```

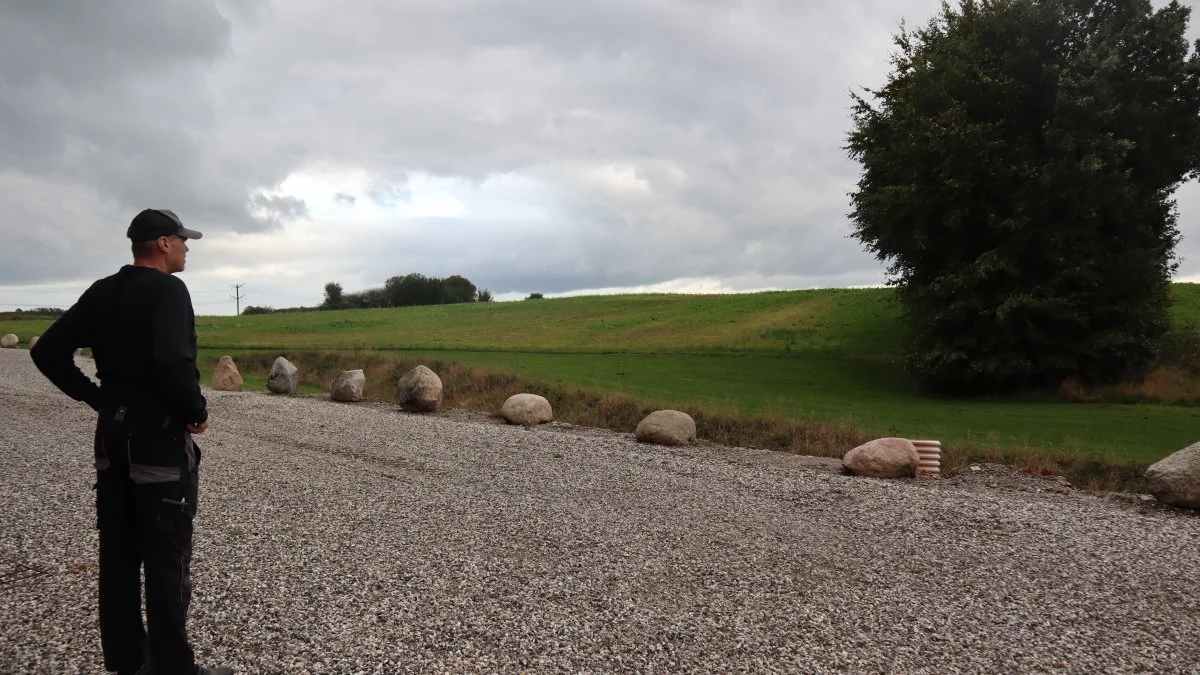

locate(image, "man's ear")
[[157, 236, 172, 254]]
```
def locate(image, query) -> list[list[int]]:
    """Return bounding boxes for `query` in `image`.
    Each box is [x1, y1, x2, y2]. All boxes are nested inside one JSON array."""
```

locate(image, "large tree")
[[848, 0, 1200, 393], [322, 282, 344, 310]]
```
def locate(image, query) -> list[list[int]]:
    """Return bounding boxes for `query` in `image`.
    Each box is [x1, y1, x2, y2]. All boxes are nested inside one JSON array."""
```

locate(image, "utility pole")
[[231, 283, 246, 315]]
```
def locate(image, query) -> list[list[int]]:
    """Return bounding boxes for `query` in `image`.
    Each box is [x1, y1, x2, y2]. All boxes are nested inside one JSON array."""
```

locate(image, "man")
[[32, 209, 233, 675]]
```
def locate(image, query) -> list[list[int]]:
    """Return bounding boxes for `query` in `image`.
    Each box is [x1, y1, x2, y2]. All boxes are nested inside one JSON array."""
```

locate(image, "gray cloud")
[[249, 193, 309, 229], [0, 0, 1197, 313], [0, 0, 294, 243], [366, 178, 412, 207]]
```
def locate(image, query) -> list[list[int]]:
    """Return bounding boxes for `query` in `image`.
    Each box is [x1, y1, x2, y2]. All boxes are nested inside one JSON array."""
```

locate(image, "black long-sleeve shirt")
[[31, 265, 208, 425]]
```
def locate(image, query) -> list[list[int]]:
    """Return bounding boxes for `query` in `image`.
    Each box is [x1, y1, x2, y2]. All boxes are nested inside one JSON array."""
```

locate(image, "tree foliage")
[[847, 0, 1200, 393], [322, 282, 344, 310], [333, 273, 491, 309]]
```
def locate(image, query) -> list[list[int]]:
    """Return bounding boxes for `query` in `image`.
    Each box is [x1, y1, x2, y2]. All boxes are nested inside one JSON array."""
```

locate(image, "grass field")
[[188, 288, 905, 354], [7, 285, 1200, 473]]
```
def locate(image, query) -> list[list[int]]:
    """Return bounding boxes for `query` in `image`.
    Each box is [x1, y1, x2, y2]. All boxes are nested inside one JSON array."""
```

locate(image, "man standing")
[[32, 209, 233, 675]]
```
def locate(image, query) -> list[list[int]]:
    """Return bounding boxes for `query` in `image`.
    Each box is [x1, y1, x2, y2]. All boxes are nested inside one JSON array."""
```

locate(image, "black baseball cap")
[[127, 209, 203, 243]]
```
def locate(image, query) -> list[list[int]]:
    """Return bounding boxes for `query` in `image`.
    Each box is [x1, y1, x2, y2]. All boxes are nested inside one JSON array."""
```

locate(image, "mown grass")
[[189, 289, 906, 354]]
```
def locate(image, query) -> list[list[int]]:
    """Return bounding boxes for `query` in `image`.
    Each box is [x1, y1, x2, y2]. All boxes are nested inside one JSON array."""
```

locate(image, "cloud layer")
[[1, 0, 1197, 312]]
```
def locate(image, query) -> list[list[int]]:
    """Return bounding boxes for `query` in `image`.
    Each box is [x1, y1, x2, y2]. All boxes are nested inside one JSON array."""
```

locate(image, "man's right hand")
[[188, 414, 211, 434]]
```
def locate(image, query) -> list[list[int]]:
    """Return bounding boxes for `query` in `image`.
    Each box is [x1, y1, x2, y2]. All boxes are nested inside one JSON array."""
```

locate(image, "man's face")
[[164, 235, 189, 273]]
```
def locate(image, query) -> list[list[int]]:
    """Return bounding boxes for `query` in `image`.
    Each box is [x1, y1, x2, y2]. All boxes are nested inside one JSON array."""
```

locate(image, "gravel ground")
[[1, 348, 1198, 674]]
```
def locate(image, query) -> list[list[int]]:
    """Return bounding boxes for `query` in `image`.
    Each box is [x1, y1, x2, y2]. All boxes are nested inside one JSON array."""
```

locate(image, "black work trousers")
[[94, 408, 200, 675]]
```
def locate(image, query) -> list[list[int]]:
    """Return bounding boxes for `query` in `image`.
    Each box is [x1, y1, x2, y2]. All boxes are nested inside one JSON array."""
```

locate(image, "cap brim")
[[178, 227, 203, 240]]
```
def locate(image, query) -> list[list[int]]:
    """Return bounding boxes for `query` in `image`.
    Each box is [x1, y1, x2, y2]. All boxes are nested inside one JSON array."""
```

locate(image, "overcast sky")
[[1, 0, 1198, 314]]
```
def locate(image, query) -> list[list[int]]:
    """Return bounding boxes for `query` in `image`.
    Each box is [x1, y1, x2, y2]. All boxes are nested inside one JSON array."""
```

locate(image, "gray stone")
[[1146, 442, 1200, 510], [635, 410, 697, 446], [27, 336, 38, 350], [331, 369, 366, 402], [499, 393, 553, 426], [0, 334, 17, 349], [267, 356, 299, 395], [396, 365, 442, 412], [843, 437, 919, 479]]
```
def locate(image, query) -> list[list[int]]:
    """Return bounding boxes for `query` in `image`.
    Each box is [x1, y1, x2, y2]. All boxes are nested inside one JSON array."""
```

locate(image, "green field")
[[194, 288, 905, 354], [7, 285, 1200, 464]]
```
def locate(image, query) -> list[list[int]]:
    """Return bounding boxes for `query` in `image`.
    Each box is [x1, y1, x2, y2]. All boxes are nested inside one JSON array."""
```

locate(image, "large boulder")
[[211, 356, 244, 391], [1146, 443, 1200, 509], [843, 437, 919, 479], [28, 336, 39, 350], [396, 365, 442, 412], [635, 410, 696, 446], [331, 369, 366, 402], [267, 356, 299, 395], [0, 334, 17, 348], [499, 393, 553, 426]]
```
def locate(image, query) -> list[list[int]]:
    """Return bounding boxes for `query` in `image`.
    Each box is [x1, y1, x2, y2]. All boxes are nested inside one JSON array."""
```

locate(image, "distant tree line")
[[241, 305, 315, 315], [322, 274, 493, 310], [0, 307, 66, 320]]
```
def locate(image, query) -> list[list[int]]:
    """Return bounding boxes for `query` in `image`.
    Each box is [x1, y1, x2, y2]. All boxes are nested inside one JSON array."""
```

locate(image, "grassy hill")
[[191, 288, 906, 355], [6, 283, 1196, 356]]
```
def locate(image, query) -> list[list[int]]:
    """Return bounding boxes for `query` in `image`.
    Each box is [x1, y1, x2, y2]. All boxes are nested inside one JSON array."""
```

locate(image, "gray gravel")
[[1, 348, 1198, 674]]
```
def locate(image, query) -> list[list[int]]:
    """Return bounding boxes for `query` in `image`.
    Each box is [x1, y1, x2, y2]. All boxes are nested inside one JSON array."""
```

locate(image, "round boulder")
[[843, 437, 919, 479], [635, 410, 696, 446], [331, 369, 366, 403], [0, 334, 17, 349], [28, 335, 39, 350], [1146, 442, 1200, 509], [396, 365, 442, 412], [499, 393, 553, 426], [267, 356, 299, 395], [212, 355, 244, 392]]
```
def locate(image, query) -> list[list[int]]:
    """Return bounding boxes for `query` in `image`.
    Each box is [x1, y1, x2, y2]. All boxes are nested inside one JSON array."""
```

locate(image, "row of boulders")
[[842, 436, 1200, 511], [209, 355, 1200, 509], [209, 355, 698, 446]]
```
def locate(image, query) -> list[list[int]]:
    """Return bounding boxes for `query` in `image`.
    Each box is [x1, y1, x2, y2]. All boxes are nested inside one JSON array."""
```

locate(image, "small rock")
[[331, 369, 365, 402], [0, 334, 17, 349], [843, 437, 919, 479], [396, 365, 442, 412], [212, 355, 244, 391], [28, 336, 39, 350], [1145, 442, 1200, 509], [499, 393, 553, 426], [634, 410, 696, 446], [267, 356, 299, 395]]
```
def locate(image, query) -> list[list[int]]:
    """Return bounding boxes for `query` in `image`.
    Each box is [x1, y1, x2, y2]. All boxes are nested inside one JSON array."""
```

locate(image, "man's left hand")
[[188, 414, 211, 434]]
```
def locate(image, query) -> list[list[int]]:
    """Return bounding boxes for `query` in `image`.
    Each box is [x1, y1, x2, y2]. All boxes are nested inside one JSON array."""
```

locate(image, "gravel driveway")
[[1, 348, 1198, 674]]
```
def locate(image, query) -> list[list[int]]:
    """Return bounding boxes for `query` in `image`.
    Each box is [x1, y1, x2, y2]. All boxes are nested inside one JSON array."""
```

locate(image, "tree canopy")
[[323, 274, 492, 310], [847, 0, 1200, 393]]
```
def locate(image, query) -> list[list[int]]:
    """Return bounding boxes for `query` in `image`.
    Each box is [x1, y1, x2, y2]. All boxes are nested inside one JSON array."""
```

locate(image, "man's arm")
[[30, 299, 104, 411], [151, 277, 208, 425]]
